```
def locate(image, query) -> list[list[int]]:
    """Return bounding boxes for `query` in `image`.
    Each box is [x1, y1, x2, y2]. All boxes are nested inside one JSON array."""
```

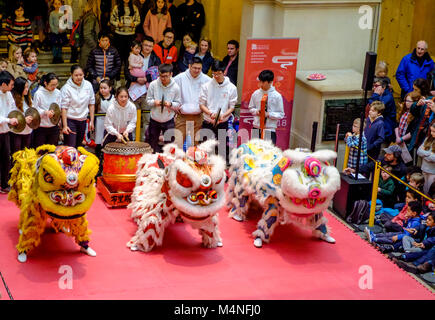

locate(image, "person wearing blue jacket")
[[396, 41, 434, 99], [364, 101, 385, 160], [365, 201, 422, 245], [369, 78, 396, 142], [393, 212, 435, 274]]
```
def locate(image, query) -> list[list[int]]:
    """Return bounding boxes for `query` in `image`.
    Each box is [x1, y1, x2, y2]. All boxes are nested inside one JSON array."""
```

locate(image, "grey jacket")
[[417, 139, 435, 174]]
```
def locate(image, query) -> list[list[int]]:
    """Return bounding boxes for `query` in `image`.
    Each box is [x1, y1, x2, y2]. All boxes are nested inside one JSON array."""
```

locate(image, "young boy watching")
[[364, 101, 385, 160]]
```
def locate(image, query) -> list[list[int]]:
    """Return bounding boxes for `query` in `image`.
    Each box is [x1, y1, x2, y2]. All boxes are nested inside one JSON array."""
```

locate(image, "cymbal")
[[24, 107, 41, 130], [49, 103, 61, 125], [8, 110, 26, 133]]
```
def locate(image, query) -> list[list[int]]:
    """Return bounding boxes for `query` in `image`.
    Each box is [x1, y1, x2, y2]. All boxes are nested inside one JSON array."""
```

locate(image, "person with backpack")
[[79, 0, 101, 69], [65, 0, 87, 63]]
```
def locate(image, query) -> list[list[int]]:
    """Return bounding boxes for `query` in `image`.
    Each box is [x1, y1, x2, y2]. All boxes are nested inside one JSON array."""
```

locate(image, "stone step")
[[38, 62, 74, 75]]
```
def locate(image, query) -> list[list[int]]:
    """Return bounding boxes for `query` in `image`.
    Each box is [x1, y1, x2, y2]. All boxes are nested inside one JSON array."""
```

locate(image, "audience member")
[[143, 0, 172, 44], [86, 32, 122, 92], [128, 40, 147, 78], [49, 0, 69, 64], [153, 27, 178, 66], [195, 38, 214, 75], [6, 45, 26, 79], [177, 0, 205, 43], [364, 101, 385, 160], [396, 40, 435, 99], [377, 166, 396, 208], [374, 61, 391, 88], [6, 2, 33, 53], [344, 118, 368, 173], [222, 40, 239, 86], [22, 47, 39, 83], [417, 122, 435, 194], [177, 40, 197, 73], [80, 0, 102, 69]]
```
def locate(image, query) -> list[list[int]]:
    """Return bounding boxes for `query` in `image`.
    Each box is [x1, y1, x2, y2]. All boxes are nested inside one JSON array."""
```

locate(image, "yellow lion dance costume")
[[8, 145, 99, 263]]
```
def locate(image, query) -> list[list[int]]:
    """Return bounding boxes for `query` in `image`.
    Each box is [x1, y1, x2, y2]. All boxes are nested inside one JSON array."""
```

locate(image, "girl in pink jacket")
[[143, 0, 172, 43]]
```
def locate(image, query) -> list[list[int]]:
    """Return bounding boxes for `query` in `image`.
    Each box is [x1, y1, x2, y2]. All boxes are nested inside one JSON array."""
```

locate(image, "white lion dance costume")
[[127, 140, 226, 252], [228, 139, 341, 248], [8, 145, 100, 262]]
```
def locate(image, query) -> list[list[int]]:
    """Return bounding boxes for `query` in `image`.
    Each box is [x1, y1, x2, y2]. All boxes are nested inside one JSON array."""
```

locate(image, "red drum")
[[102, 142, 152, 192]]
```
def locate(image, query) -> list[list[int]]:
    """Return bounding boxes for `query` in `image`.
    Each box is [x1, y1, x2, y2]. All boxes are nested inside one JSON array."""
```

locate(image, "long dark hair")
[[150, 0, 168, 15], [40, 72, 59, 88], [413, 78, 430, 97], [9, 1, 26, 24], [117, 0, 135, 17], [12, 76, 32, 112]]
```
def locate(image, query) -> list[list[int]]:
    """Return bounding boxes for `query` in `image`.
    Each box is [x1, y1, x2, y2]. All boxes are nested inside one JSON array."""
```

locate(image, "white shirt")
[[0, 90, 17, 134], [147, 78, 182, 123], [33, 86, 62, 128], [104, 99, 137, 136], [60, 77, 95, 121], [174, 70, 211, 115], [248, 86, 285, 130], [199, 76, 238, 123]]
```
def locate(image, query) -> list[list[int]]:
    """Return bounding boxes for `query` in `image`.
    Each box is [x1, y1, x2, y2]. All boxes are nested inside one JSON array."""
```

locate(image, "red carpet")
[[0, 192, 433, 300]]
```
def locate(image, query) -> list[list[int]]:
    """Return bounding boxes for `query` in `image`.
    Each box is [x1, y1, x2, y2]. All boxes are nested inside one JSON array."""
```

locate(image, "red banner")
[[239, 38, 299, 150]]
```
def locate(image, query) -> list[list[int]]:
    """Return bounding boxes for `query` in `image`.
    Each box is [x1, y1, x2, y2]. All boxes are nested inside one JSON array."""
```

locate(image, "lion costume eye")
[[176, 171, 193, 188], [43, 170, 54, 183]]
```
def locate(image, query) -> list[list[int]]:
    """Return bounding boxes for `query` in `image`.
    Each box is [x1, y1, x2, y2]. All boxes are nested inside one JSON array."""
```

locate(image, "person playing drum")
[[103, 86, 137, 146]]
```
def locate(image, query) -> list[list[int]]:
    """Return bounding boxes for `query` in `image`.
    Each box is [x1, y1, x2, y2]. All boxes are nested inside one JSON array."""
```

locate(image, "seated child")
[[178, 41, 197, 73], [22, 47, 39, 82], [377, 165, 395, 208], [343, 117, 367, 174], [128, 40, 146, 78], [395, 166, 422, 208], [365, 201, 422, 249], [377, 190, 420, 232], [364, 101, 385, 160], [408, 172, 424, 192], [0, 58, 8, 71], [393, 212, 435, 274]]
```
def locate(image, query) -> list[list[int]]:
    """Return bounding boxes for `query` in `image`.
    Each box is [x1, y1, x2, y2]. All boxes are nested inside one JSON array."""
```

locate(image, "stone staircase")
[[37, 48, 73, 86]]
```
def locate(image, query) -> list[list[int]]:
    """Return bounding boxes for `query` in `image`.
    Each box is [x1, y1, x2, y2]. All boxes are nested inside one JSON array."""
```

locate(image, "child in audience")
[[178, 41, 197, 73], [395, 166, 422, 208], [0, 58, 7, 71], [365, 201, 422, 251], [409, 172, 425, 192], [377, 165, 395, 208], [364, 101, 385, 160], [401, 212, 435, 253], [375, 61, 391, 89], [128, 40, 146, 78], [377, 190, 420, 232], [22, 47, 39, 83], [49, 0, 68, 64], [344, 118, 367, 173]]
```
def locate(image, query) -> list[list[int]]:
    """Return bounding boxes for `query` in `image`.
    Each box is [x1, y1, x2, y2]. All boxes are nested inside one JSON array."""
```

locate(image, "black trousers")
[[146, 118, 175, 153], [63, 119, 87, 148], [0, 132, 11, 189], [201, 121, 229, 164], [251, 128, 277, 145], [10, 132, 31, 155], [32, 126, 60, 148]]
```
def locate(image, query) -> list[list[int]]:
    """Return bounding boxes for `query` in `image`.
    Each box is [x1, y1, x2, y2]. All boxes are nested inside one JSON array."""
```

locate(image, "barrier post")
[[369, 160, 381, 227], [135, 110, 141, 142], [342, 145, 350, 171]]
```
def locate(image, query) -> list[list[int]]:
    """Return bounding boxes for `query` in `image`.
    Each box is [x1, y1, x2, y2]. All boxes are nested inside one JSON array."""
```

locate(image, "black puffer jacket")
[[86, 46, 122, 81]]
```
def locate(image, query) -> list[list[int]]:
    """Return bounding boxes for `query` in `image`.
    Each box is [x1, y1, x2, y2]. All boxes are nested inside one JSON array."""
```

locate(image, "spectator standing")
[[374, 61, 391, 88], [133, 0, 152, 41], [143, 0, 172, 44], [364, 101, 385, 160], [177, 0, 205, 43], [85, 32, 122, 92], [0, 71, 17, 193], [145, 63, 181, 153], [49, 0, 69, 64], [368, 77, 396, 143], [125, 36, 161, 140], [195, 38, 214, 75], [153, 27, 178, 66], [173, 57, 211, 148], [167, 0, 179, 40], [65, 0, 87, 63], [103, 86, 137, 146], [10, 77, 33, 154], [222, 40, 239, 86], [110, 0, 141, 64], [5, 2, 33, 54], [417, 122, 435, 194], [79, 0, 101, 69], [396, 41, 435, 99], [344, 118, 368, 172], [23, 0, 48, 50], [248, 70, 285, 145], [61, 65, 95, 148]]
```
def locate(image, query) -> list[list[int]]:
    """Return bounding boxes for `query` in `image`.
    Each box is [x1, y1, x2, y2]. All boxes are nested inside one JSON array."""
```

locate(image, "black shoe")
[[387, 252, 404, 260], [395, 260, 419, 274], [378, 244, 394, 253], [417, 262, 433, 274]]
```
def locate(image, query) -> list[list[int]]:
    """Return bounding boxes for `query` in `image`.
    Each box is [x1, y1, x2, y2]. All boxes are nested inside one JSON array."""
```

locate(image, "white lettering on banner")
[[59, 5, 73, 30], [358, 5, 373, 30]]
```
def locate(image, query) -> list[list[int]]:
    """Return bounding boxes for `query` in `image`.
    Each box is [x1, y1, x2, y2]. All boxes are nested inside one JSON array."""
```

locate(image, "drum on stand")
[[101, 142, 153, 193]]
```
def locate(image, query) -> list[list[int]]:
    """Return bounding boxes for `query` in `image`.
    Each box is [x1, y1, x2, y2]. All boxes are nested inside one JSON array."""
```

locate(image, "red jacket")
[[153, 42, 178, 64]]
